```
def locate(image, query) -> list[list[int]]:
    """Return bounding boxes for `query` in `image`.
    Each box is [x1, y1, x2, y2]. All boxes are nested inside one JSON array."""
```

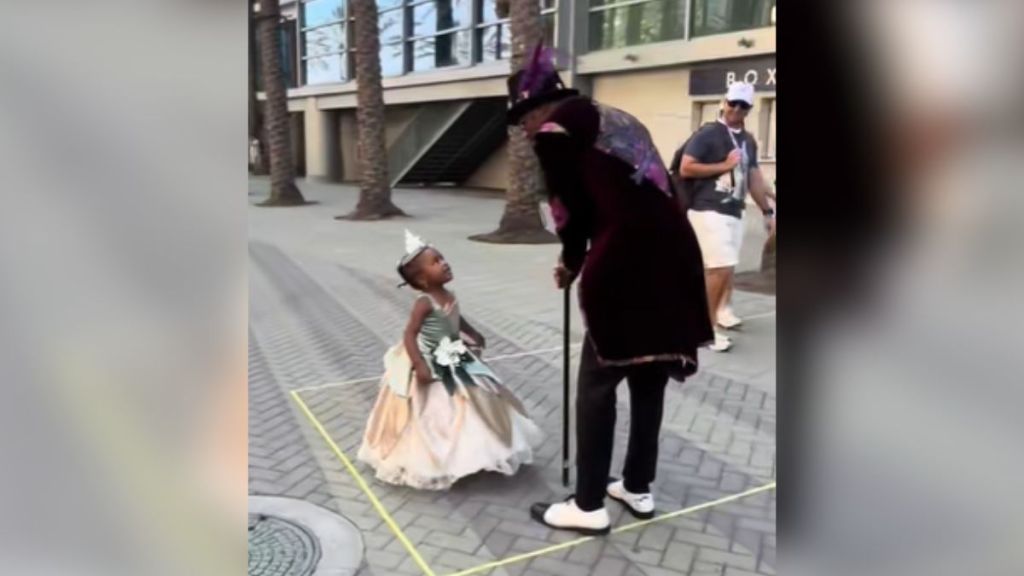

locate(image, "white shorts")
[[688, 210, 745, 269]]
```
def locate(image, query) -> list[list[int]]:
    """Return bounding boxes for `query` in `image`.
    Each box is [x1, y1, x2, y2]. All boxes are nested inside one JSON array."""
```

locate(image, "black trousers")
[[575, 336, 670, 511]]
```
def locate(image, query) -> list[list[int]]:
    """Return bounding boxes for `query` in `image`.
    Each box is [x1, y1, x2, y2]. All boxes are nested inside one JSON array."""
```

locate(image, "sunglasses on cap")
[[727, 100, 753, 111]]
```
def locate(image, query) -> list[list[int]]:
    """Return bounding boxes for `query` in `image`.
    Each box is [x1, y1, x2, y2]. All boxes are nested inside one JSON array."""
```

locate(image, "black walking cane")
[[562, 285, 571, 487]]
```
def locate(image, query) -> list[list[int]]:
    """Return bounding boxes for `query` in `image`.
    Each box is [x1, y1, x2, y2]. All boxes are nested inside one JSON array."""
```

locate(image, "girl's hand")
[[414, 364, 433, 386]]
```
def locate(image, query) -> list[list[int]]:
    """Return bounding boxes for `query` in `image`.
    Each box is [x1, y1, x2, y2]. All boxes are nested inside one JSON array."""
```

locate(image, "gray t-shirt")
[[683, 122, 759, 219]]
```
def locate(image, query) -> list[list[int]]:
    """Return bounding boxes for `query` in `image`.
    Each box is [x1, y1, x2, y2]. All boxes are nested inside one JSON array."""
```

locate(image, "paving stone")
[[565, 539, 605, 565], [427, 531, 483, 555], [435, 550, 485, 571], [528, 556, 598, 576], [638, 525, 673, 551], [696, 548, 757, 571], [692, 561, 726, 576], [483, 529, 516, 557], [363, 548, 404, 571], [662, 542, 697, 571], [672, 529, 731, 551], [591, 557, 629, 576], [724, 569, 762, 576]]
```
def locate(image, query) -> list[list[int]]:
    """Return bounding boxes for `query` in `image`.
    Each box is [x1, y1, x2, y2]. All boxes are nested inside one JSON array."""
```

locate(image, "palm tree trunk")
[[256, 0, 306, 206], [470, 0, 557, 244], [341, 0, 406, 221]]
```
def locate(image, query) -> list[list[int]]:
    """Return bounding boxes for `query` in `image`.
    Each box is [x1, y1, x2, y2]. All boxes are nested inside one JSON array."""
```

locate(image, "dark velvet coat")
[[533, 97, 713, 373]]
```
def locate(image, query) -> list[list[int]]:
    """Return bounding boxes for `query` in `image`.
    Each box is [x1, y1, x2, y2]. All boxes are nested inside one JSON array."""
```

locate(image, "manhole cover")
[[248, 514, 321, 576]]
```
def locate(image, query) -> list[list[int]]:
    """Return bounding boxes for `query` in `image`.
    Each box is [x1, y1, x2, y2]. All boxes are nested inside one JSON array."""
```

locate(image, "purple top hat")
[[506, 43, 579, 125]]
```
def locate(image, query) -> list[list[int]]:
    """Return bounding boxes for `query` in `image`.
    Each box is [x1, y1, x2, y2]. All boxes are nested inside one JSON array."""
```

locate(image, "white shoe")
[[717, 306, 743, 330], [709, 332, 732, 352], [530, 498, 611, 535], [607, 479, 655, 519]]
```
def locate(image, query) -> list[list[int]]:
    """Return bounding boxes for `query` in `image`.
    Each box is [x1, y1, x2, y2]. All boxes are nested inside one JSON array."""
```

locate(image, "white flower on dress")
[[433, 337, 469, 368]]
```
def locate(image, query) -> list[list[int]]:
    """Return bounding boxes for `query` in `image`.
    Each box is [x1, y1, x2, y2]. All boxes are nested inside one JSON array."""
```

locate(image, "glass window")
[[588, 0, 686, 52], [303, 24, 346, 57], [303, 0, 346, 29], [380, 42, 405, 76], [282, 19, 299, 88], [301, 1, 349, 85], [304, 53, 347, 84], [479, 0, 552, 23], [478, 23, 510, 62], [541, 10, 556, 48], [480, 0, 502, 23], [411, 0, 472, 37], [410, 30, 472, 71], [478, 1, 556, 61], [691, 0, 774, 38], [378, 8, 404, 44], [256, 19, 301, 89]]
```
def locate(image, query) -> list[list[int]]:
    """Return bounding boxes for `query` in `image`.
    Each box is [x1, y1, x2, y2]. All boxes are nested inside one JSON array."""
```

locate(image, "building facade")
[[258, 0, 776, 190]]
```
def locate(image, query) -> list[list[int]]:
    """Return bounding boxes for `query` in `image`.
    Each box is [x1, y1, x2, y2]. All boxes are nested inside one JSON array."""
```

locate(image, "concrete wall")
[[290, 112, 305, 176], [591, 68, 693, 165], [383, 105, 420, 148], [302, 98, 339, 181], [338, 111, 359, 182], [464, 142, 509, 190], [327, 104, 451, 183]]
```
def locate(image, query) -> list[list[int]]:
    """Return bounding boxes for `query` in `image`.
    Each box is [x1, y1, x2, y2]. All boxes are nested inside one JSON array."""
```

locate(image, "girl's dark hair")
[[397, 250, 428, 290], [398, 262, 421, 289]]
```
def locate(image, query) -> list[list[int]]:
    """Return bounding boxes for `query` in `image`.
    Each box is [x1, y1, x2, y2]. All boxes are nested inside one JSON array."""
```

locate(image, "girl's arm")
[[459, 316, 486, 349], [404, 297, 434, 384]]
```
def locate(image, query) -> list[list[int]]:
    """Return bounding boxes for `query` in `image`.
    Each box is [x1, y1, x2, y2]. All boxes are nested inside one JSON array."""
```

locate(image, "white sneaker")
[[708, 332, 732, 352], [607, 479, 656, 519], [717, 306, 743, 330], [530, 498, 611, 535]]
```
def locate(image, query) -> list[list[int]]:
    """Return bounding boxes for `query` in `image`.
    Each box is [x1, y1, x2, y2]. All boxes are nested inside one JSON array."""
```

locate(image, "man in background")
[[679, 82, 776, 352]]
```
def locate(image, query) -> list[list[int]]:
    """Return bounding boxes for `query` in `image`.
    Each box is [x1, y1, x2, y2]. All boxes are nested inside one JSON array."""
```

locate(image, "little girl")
[[357, 231, 544, 490]]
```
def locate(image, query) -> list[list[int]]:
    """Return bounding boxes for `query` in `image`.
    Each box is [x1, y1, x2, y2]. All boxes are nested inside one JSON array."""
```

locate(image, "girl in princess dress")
[[357, 231, 545, 490]]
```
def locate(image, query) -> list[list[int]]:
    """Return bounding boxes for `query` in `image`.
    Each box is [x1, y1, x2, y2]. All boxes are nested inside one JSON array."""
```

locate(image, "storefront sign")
[[689, 56, 777, 96]]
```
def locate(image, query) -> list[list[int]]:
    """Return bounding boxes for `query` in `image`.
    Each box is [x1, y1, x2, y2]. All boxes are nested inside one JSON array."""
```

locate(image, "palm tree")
[[470, 0, 557, 244], [256, 0, 306, 206], [340, 0, 406, 220]]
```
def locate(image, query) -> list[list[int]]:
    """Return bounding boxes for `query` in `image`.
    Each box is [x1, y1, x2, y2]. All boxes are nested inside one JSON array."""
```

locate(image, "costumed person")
[[507, 45, 714, 534], [356, 230, 544, 490]]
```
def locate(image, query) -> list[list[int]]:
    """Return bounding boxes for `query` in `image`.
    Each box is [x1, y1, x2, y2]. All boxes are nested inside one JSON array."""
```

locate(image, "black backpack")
[[669, 122, 731, 210]]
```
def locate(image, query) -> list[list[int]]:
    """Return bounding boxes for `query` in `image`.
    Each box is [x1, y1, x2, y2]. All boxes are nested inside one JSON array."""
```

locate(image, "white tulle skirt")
[[357, 373, 544, 491]]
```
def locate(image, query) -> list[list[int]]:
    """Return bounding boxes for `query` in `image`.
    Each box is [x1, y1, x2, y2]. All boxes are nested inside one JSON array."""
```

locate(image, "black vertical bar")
[[562, 285, 571, 487]]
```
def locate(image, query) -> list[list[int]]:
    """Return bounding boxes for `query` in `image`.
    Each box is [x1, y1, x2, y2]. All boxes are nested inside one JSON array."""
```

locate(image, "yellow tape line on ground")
[[290, 390, 437, 576], [444, 481, 777, 576], [294, 383, 775, 576]]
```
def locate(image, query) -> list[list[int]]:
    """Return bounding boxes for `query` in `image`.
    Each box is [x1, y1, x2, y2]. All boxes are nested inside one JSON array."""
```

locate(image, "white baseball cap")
[[725, 81, 755, 106]]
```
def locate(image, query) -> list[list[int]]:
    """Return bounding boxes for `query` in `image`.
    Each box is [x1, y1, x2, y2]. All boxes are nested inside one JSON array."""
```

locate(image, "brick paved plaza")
[[248, 177, 776, 576]]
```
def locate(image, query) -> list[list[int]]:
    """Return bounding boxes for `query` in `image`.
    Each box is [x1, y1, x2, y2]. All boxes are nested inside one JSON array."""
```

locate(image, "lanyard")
[[718, 119, 747, 156]]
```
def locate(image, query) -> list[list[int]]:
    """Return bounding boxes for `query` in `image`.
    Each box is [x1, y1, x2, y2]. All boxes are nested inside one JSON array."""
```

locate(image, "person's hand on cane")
[[554, 262, 577, 289]]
